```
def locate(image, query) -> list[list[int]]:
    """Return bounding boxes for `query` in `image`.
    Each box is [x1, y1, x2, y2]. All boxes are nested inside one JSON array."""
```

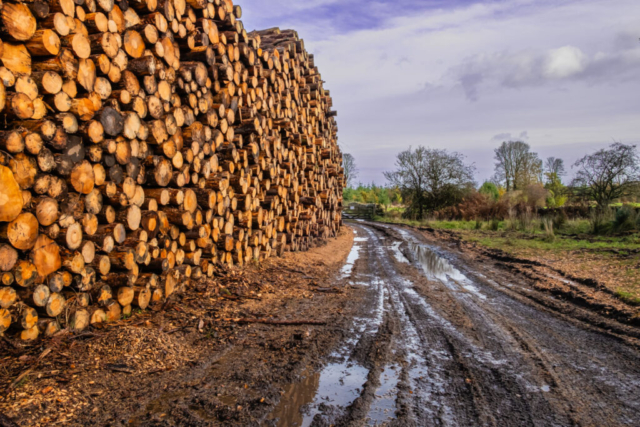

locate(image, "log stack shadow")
[[0, 0, 344, 340]]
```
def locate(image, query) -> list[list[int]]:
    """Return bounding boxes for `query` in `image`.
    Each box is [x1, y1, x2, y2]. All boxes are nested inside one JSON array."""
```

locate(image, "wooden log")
[[45, 292, 66, 317], [1, 213, 40, 251], [30, 235, 62, 277], [2, 3, 38, 42], [26, 29, 61, 56], [0, 165, 24, 222], [69, 308, 90, 331]]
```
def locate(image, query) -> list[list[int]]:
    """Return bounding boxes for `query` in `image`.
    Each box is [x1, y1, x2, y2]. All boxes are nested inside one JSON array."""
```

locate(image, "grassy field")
[[375, 214, 640, 305]]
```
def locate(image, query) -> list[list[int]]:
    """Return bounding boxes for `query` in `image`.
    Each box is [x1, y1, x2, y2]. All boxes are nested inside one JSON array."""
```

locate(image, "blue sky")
[[240, 0, 640, 184]]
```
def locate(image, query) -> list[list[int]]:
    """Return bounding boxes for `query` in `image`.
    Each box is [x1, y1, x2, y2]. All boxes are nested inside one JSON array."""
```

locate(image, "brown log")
[[45, 292, 66, 317], [25, 29, 61, 56], [0, 244, 19, 273], [0, 287, 17, 309], [69, 308, 90, 331], [90, 307, 107, 324], [31, 235, 62, 277], [1, 43, 31, 75], [1, 213, 40, 250], [69, 160, 95, 194], [104, 298, 121, 321], [0, 165, 24, 222], [2, 3, 38, 42]]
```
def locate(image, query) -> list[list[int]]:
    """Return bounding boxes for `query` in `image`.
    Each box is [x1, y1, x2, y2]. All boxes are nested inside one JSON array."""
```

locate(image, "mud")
[[0, 229, 362, 426], [3, 222, 640, 426], [272, 222, 640, 426]]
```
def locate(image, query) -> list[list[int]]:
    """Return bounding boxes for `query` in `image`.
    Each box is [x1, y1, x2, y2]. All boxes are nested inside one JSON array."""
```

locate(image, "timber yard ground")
[[2, 221, 640, 426]]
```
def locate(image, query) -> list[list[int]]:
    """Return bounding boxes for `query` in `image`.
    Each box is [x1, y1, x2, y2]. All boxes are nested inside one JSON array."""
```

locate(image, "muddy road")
[[3, 222, 640, 427], [276, 222, 640, 426]]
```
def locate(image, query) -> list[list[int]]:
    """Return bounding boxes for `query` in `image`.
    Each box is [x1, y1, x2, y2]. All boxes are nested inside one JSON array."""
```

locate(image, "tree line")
[[343, 140, 640, 219]]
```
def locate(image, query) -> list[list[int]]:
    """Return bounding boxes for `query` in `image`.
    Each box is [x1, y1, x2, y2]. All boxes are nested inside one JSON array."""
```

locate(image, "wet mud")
[[272, 221, 640, 426], [3, 222, 640, 426]]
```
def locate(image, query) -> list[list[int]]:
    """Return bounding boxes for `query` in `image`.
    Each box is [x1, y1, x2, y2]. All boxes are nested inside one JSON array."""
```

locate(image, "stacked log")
[[0, 0, 344, 341]]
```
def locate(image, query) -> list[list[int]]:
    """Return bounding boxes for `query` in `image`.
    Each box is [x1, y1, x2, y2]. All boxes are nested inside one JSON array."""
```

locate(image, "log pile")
[[0, 0, 344, 341]]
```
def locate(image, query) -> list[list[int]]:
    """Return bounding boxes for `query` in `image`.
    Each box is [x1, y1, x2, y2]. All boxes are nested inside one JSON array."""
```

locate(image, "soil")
[[2, 220, 640, 426], [0, 228, 358, 426]]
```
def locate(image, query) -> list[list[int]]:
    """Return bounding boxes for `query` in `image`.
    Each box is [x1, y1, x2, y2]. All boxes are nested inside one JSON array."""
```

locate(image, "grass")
[[375, 215, 640, 250], [373, 214, 640, 306], [615, 290, 640, 305]]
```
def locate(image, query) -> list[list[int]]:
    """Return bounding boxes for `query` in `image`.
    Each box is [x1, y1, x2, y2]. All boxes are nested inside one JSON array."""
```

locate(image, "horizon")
[[239, 0, 640, 185]]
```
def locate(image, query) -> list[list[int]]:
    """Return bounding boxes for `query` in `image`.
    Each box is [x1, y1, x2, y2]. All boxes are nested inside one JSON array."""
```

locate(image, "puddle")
[[302, 362, 369, 425], [390, 242, 409, 263], [409, 243, 466, 282], [188, 404, 217, 422], [268, 368, 320, 427], [269, 362, 369, 427], [341, 233, 367, 277], [407, 243, 486, 300], [366, 365, 400, 424], [269, 229, 382, 426], [218, 394, 237, 406]]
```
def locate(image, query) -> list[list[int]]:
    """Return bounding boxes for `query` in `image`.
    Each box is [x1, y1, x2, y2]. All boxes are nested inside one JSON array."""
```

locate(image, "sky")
[[239, 0, 640, 185]]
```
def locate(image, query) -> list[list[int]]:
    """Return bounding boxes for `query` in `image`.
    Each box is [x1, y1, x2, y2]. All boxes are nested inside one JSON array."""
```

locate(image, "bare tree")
[[571, 143, 640, 209], [342, 153, 358, 187], [545, 157, 566, 178], [494, 141, 542, 191], [384, 147, 475, 218]]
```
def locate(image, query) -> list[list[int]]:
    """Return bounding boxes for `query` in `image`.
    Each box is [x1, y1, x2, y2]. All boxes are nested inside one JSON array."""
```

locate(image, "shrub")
[[542, 217, 555, 242], [479, 182, 500, 201], [553, 210, 568, 230], [614, 206, 638, 232], [590, 208, 614, 234]]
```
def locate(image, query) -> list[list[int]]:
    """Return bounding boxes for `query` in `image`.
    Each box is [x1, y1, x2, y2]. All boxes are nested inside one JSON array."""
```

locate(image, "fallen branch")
[[104, 364, 134, 374], [8, 369, 33, 390], [311, 287, 344, 294], [226, 318, 326, 326]]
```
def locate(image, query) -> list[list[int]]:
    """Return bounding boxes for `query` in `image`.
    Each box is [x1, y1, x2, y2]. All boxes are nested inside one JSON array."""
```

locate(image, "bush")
[[489, 218, 500, 231], [614, 206, 638, 232], [479, 182, 500, 201], [542, 217, 555, 242], [590, 208, 614, 234], [553, 211, 568, 230]]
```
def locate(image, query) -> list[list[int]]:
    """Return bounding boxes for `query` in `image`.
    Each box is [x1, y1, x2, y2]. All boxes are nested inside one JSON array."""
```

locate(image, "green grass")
[[467, 233, 640, 253], [610, 202, 640, 208], [374, 216, 640, 252], [371, 207, 640, 307], [615, 290, 640, 305]]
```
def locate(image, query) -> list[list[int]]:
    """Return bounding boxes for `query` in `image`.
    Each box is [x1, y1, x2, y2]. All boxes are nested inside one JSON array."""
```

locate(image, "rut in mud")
[[273, 222, 640, 426]]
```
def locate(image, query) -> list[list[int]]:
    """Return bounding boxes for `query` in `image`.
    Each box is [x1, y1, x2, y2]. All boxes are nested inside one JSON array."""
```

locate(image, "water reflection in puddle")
[[409, 243, 466, 282], [407, 243, 486, 300], [268, 360, 370, 427], [367, 365, 400, 424], [341, 231, 368, 277], [268, 368, 320, 426], [391, 242, 409, 263], [269, 228, 380, 426], [300, 362, 369, 426]]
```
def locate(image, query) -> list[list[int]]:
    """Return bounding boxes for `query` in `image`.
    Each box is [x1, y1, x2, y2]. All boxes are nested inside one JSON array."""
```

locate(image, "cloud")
[[491, 131, 529, 142], [455, 40, 640, 101], [542, 46, 588, 79], [240, 0, 640, 184]]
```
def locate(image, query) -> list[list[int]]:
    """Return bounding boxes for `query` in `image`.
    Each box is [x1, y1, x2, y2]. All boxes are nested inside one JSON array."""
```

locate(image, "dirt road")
[[3, 222, 640, 426], [274, 222, 640, 426]]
